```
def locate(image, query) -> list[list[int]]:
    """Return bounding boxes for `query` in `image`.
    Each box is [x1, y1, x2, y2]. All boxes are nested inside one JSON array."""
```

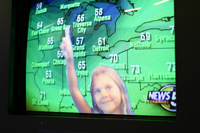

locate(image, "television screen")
[[26, 0, 175, 117]]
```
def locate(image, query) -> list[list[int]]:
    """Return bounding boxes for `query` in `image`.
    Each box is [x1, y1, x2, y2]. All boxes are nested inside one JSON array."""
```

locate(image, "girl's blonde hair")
[[90, 66, 134, 115]]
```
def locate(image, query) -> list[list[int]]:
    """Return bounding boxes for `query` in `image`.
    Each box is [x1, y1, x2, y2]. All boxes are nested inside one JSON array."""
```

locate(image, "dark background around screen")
[[0, 0, 199, 132]]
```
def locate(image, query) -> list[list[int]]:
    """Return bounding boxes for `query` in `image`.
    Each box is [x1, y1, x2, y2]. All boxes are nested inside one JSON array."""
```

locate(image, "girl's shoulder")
[[91, 108, 102, 114]]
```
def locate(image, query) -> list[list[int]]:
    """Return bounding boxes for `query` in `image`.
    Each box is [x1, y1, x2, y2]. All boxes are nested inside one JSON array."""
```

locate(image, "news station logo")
[[147, 85, 176, 112]]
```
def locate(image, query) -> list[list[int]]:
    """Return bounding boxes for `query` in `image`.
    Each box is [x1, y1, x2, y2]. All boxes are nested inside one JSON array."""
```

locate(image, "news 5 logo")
[[147, 85, 176, 112]]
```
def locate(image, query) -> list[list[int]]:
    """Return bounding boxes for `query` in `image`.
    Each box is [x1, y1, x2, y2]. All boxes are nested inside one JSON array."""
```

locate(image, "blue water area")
[[92, 2, 120, 37], [118, 0, 134, 15], [64, 3, 89, 43], [31, 0, 55, 9]]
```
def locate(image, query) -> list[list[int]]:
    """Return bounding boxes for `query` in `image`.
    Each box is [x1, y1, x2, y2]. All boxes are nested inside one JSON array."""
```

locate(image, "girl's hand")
[[60, 28, 73, 61]]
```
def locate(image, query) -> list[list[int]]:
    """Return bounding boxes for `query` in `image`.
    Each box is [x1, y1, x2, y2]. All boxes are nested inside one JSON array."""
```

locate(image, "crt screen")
[[26, 0, 176, 116]]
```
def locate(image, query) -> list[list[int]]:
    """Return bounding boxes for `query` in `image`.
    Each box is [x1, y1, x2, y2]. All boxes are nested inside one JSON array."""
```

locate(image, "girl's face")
[[92, 74, 122, 114]]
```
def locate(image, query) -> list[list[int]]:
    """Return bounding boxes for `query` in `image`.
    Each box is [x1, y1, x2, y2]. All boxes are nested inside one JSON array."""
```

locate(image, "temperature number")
[[98, 37, 106, 46], [141, 32, 151, 41], [36, 2, 42, 10], [109, 54, 118, 63], [57, 17, 64, 25], [40, 92, 46, 100], [37, 21, 43, 29], [78, 61, 86, 70], [167, 62, 175, 72], [76, 37, 84, 45], [57, 50, 64, 59], [95, 8, 103, 16], [46, 70, 52, 79], [47, 37, 54, 45], [77, 14, 85, 22], [170, 25, 175, 34], [130, 65, 141, 74]]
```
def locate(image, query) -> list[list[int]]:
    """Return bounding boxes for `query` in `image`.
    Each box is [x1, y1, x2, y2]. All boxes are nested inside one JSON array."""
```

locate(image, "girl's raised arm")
[[60, 28, 91, 113]]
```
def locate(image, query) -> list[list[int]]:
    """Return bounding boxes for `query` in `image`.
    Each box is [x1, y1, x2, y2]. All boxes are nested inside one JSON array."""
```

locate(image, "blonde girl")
[[60, 28, 134, 115]]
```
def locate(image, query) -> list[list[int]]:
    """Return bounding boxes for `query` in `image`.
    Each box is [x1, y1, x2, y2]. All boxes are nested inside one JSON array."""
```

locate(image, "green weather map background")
[[26, 0, 176, 116]]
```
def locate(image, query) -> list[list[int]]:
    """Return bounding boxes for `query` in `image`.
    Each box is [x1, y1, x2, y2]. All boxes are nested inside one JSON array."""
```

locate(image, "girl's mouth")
[[102, 100, 112, 104]]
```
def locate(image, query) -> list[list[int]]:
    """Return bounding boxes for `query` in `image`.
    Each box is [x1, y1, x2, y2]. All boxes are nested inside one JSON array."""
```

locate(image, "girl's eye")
[[94, 89, 101, 94], [106, 86, 111, 90]]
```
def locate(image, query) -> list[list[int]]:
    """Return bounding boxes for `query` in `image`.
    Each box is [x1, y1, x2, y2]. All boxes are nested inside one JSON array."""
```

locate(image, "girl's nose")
[[101, 89, 109, 98]]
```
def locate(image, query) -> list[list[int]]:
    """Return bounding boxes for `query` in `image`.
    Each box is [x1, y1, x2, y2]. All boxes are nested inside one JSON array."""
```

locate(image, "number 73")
[[130, 65, 141, 74]]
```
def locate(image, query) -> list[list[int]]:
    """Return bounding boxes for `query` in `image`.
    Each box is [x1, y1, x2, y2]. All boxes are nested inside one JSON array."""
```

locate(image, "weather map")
[[26, 0, 176, 116]]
